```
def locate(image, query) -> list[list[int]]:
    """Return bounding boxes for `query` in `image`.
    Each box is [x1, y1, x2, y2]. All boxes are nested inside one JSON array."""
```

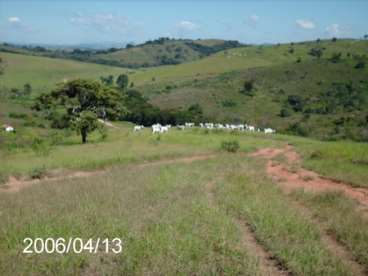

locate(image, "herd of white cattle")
[[134, 123, 276, 134]]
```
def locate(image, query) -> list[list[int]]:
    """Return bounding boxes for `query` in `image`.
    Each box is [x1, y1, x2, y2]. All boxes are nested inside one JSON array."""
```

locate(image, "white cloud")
[[249, 14, 259, 23], [296, 19, 316, 30], [69, 13, 138, 34], [244, 14, 260, 28], [326, 24, 340, 36], [177, 20, 199, 31], [8, 17, 20, 23]]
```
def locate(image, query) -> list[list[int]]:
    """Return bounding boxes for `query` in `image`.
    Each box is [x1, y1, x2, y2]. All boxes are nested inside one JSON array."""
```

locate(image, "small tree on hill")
[[241, 80, 255, 96], [100, 75, 114, 86], [23, 83, 32, 96], [308, 48, 323, 59], [33, 79, 127, 143], [329, 52, 342, 63], [0, 56, 5, 75], [116, 74, 129, 91]]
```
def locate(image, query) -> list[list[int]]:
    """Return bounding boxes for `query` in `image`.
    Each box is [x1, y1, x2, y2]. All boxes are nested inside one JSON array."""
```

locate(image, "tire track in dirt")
[[0, 154, 217, 194], [252, 145, 367, 275], [205, 180, 289, 276], [292, 199, 367, 275]]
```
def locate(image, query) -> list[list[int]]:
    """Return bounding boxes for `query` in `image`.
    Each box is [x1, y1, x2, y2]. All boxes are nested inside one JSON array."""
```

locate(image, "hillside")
[[0, 38, 242, 69], [0, 52, 127, 94], [1, 39, 367, 140], [136, 39, 368, 140]]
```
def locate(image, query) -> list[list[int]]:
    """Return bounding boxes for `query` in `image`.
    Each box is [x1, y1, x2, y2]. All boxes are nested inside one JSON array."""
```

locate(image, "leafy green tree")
[[23, 83, 32, 95], [100, 75, 114, 86], [241, 80, 255, 96], [116, 74, 129, 91], [72, 111, 99, 143], [308, 48, 323, 59], [33, 79, 127, 143], [0, 56, 5, 75], [329, 52, 342, 63]]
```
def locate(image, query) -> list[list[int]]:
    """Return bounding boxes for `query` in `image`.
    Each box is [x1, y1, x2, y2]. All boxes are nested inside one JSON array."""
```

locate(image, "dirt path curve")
[[205, 180, 289, 276], [252, 145, 367, 275], [251, 145, 368, 208], [0, 154, 217, 194]]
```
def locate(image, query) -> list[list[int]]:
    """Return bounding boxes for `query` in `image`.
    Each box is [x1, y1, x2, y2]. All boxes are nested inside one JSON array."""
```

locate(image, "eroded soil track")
[[0, 154, 217, 193], [251, 145, 368, 209]]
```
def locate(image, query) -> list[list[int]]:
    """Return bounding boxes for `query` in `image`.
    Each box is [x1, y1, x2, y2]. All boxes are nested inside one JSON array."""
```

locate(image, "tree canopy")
[[34, 79, 127, 143]]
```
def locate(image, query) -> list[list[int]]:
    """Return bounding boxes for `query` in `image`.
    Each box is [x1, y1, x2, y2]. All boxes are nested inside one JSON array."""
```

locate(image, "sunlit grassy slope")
[[0, 52, 127, 93]]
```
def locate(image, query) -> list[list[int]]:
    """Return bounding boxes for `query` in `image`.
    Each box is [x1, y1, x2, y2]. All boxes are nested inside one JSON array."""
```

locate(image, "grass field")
[[0, 52, 127, 94], [1, 125, 367, 275], [1, 38, 368, 275]]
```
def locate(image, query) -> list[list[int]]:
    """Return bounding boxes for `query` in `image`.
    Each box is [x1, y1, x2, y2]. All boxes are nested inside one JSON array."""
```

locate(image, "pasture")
[[0, 124, 368, 275]]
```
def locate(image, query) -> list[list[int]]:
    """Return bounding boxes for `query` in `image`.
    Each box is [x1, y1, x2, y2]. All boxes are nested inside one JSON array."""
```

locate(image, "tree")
[[329, 52, 342, 63], [0, 56, 5, 75], [116, 74, 129, 91], [308, 48, 323, 59], [23, 83, 32, 95], [100, 75, 114, 86], [33, 79, 127, 143], [241, 80, 255, 96], [72, 111, 99, 143], [364, 34, 368, 40]]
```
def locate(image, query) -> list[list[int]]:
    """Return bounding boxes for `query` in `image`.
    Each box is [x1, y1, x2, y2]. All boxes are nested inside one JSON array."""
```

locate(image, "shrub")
[[329, 52, 342, 63], [8, 112, 28, 119], [221, 140, 240, 153], [31, 137, 51, 156], [355, 61, 365, 69], [310, 150, 323, 159], [280, 108, 292, 117], [30, 166, 46, 179]]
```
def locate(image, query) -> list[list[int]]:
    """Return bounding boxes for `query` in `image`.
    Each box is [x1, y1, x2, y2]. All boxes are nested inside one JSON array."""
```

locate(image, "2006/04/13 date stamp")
[[23, 238, 123, 254]]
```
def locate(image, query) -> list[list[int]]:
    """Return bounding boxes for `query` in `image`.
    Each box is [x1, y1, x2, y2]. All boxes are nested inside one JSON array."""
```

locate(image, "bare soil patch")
[[251, 145, 368, 208]]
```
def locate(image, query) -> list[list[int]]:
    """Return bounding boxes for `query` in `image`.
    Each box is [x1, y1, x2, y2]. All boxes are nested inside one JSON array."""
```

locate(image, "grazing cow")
[[248, 126, 255, 132], [185, 122, 194, 128], [3, 124, 15, 132], [152, 124, 162, 134], [134, 125, 144, 132], [264, 128, 276, 134], [177, 125, 186, 130], [160, 126, 169, 133]]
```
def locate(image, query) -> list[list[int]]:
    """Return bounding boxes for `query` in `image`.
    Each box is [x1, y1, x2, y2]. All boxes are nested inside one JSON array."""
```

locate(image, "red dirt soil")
[[251, 145, 368, 208]]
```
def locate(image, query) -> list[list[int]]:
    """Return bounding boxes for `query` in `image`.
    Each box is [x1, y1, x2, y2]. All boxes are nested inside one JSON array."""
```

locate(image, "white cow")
[[134, 125, 144, 132], [152, 124, 162, 134], [3, 124, 15, 132], [264, 128, 276, 134]]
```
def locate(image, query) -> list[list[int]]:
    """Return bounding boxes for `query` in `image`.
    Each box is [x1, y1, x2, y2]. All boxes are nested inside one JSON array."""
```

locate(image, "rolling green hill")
[[1, 38, 367, 140], [89, 38, 242, 68], [0, 52, 128, 94], [136, 39, 368, 140], [0, 38, 242, 69]]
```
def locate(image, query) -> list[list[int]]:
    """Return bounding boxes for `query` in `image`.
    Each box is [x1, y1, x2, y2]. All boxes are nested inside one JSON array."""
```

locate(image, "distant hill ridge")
[[0, 38, 243, 69]]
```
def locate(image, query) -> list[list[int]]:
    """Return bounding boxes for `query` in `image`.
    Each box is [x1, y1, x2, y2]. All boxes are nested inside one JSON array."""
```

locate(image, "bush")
[[221, 140, 240, 153], [30, 166, 46, 179], [355, 61, 365, 69], [8, 112, 28, 119], [31, 137, 51, 156], [280, 108, 292, 117]]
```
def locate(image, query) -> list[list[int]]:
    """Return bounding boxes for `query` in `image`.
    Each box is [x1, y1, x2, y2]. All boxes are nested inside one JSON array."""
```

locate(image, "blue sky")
[[0, 0, 367, 45]]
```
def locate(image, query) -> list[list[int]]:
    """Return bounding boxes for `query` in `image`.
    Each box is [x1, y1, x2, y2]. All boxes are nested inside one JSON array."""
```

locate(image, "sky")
[[0, 0, 367, 45]]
